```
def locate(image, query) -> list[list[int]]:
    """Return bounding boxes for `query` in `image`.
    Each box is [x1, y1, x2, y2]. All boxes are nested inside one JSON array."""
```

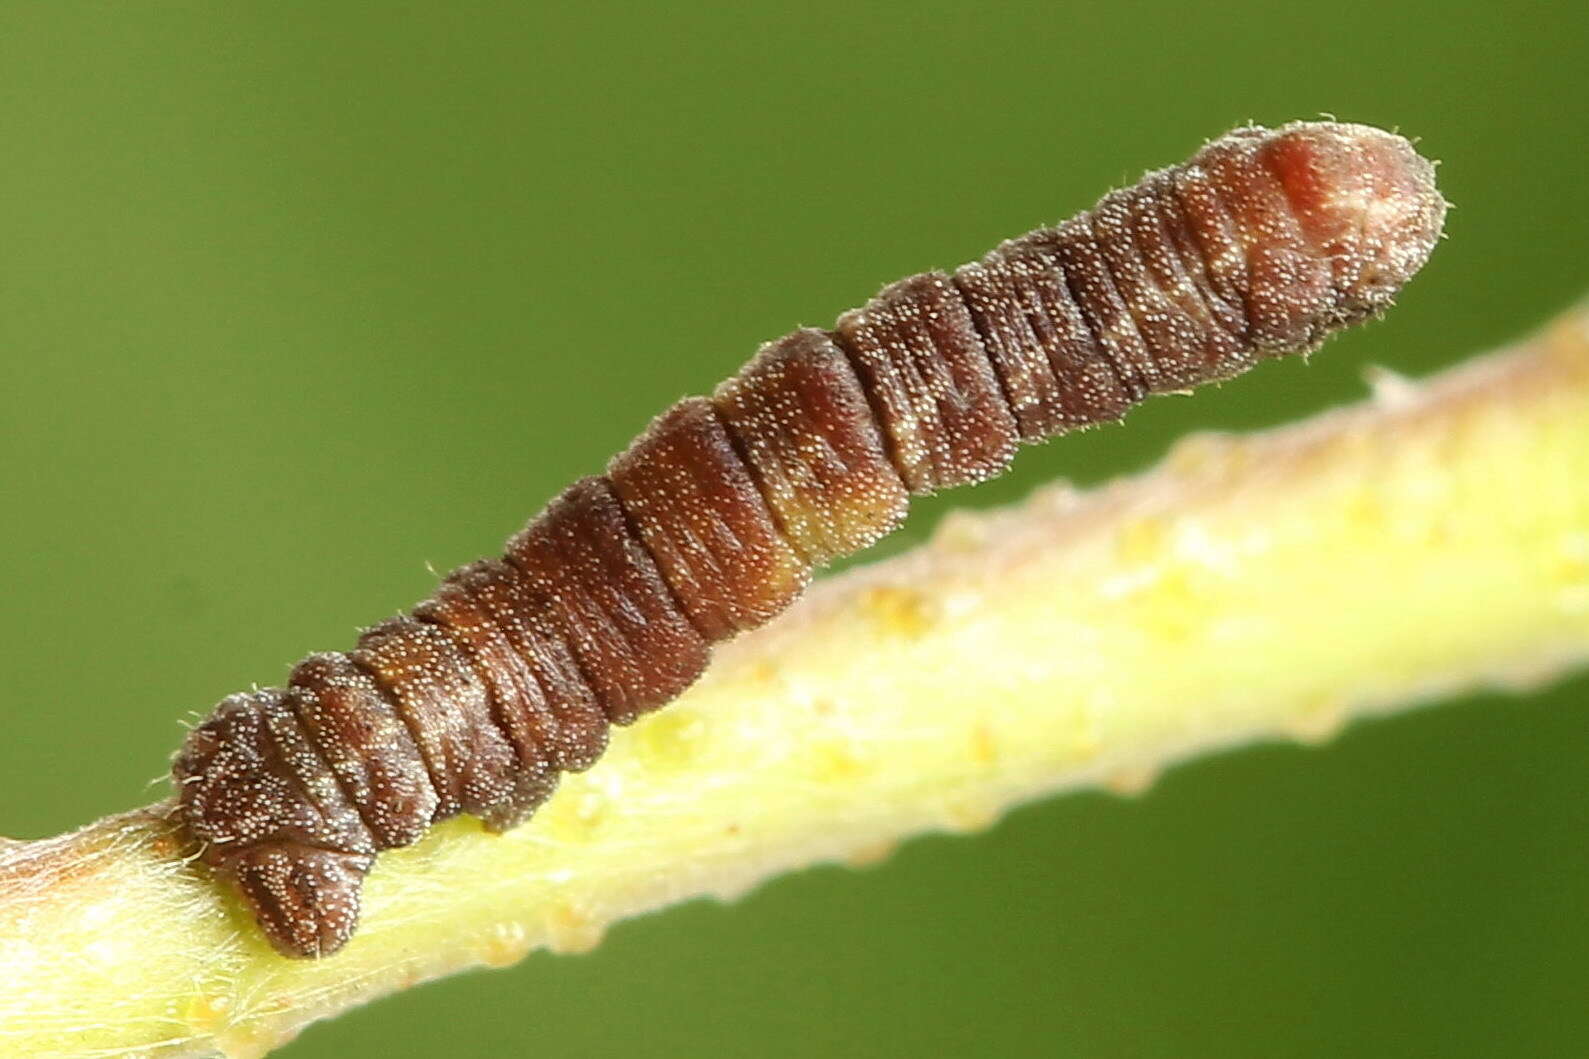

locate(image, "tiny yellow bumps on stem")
[[543, 901, 605, 956], [635, 709, 708, 769], [478, 920, 532, 969], [5, 302, 1589, 1057], [545, 784, 609, 844], [857, 584, 938, 639]]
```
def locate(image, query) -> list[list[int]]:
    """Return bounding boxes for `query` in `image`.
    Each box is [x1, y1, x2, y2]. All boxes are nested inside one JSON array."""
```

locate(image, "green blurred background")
[[3, 3, 1587, 1056]]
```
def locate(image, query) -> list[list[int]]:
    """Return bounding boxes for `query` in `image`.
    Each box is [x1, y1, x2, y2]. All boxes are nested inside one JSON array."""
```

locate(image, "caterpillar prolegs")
[[173, 121, 1446, 957]]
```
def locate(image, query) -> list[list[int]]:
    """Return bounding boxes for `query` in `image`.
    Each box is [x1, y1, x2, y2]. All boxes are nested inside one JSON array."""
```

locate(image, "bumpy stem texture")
[[5, 303, 1589, 1058]]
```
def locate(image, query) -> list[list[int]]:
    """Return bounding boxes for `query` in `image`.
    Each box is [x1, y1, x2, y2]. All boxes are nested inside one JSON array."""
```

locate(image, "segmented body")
[[173, 121, 1445, 957]]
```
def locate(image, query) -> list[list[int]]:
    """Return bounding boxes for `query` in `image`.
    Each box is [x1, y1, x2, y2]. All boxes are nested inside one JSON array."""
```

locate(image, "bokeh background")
[[4, 3, 1588, 1056]]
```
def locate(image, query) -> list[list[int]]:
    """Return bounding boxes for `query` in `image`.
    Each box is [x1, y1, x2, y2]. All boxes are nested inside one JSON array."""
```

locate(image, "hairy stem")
[[5, 305, 1589, 1059]]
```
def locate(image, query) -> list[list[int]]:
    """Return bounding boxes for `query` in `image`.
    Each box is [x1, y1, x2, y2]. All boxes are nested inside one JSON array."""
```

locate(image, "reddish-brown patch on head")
[[1259, 122, 1446, 321]]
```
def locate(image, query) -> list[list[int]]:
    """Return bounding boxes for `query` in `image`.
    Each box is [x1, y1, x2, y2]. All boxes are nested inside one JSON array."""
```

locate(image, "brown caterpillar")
[[173, 121, 1446, 957]]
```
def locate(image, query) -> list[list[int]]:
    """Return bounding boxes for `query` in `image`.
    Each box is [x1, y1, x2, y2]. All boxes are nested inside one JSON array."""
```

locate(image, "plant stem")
[[5, 305, 1589, 1059]]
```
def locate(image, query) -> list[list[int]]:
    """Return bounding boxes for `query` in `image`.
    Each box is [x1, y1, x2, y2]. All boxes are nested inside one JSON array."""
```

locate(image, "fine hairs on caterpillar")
[[173, 120, 1447, 958]]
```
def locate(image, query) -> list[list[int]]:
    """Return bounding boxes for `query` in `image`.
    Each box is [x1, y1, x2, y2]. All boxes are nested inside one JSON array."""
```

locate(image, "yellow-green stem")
[[5, 305, 1589, 1059]]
